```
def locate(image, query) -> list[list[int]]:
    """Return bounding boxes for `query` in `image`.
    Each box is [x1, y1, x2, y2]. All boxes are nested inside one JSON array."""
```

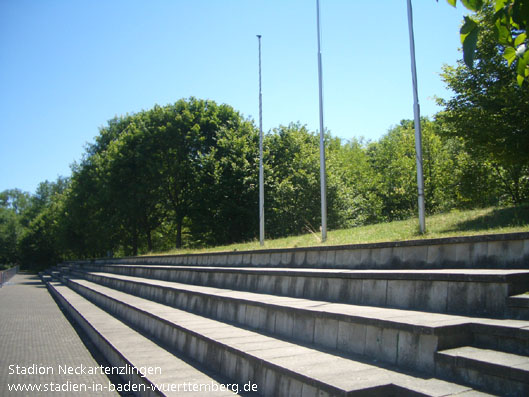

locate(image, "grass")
[[146, 205, 529, 256]]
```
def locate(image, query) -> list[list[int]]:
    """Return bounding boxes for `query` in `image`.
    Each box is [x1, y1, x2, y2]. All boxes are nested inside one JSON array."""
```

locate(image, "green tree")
[[326, 137, 383, 227], [1, 184, 73, 267], [146, 99, 255, 248], [0, 189, 31, 264], [21, 179, 68, 225], [191, 118, 260, 245], [368, 119, 467, 221], [61, 156, 116, 259], [0, 189, 31, 216], [368, 122, 419, 221], [441, 0, 529, 85], [16, 178, 69, 269], [439, 7, 529, 203], [62, 98, 262, 253], [0, 207, 21, 264], [263, 123, 355, 238], [99, 116, 164, 255], [263, 124, 322, 237]]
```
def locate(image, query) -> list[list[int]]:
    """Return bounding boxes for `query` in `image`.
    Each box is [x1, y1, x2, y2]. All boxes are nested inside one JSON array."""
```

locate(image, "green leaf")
[[446, 0, 457, 6], [516, 57, 528, 85], [504, 46, 517, 66], [515, 33, 527, 47], [461, 17, 479, 67], [517, 57, 527, 75], [494, 0, 508, 12], [461, 16, 478, 35], [461, 0, 484, 11], [495, 19, 512, 45]]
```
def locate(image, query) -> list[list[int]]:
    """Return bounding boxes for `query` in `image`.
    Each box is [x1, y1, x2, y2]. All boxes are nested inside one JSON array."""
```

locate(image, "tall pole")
[[316, 0, 327, 242], [257, 35, 265, 246], [406, 0, 426, 234]]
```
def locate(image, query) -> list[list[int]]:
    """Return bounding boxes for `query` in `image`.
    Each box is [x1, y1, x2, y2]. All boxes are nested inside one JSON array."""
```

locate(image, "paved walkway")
[[0, 273, 119, 396]]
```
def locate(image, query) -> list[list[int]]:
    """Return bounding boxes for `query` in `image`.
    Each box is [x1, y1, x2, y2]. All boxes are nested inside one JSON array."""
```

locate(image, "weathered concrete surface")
[[64, 271, 529, 367], [48, 275, 489, 397], [72, 232, 529, 270], [47, 280, 240, 397], [74, 266, 529, 317], [507, 294, 529, 319], [436, 346, 529, 396]]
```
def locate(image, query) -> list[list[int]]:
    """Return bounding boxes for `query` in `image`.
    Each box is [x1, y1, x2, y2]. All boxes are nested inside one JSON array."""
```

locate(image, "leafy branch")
[[441, 0, 529, 85]]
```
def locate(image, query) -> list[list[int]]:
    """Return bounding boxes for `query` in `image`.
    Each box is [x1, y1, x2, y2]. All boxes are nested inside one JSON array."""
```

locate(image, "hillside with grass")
[[148, 205, 529, 256]]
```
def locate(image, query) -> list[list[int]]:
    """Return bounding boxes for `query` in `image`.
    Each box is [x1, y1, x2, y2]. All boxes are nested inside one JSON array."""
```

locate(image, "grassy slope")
[[147, 205, 529, 256]]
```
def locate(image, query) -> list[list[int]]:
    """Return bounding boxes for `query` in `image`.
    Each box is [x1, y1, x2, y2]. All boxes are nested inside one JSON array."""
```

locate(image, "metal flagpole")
[[316, 0, 327, 242], [406, 0, 426, 234], [257, 35, 265, 246]]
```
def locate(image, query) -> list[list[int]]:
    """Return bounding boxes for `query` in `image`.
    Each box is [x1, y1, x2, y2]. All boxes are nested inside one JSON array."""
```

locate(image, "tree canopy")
[[441, 0, 529, 84], [438, 6, 529, 203]]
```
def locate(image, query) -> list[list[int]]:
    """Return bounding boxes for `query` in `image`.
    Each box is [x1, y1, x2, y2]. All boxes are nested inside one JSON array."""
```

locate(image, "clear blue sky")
[[0, 0, 467, 194]]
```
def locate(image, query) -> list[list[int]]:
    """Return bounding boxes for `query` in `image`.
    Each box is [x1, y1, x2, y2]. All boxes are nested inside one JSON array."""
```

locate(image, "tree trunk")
[[132, 229, 138, 256], [175, 216, 183, 249], [146, 229, 153, 252]]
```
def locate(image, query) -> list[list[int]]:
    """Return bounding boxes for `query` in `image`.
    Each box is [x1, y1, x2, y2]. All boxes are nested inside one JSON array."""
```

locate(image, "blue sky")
[[0, 0, 467, 194]]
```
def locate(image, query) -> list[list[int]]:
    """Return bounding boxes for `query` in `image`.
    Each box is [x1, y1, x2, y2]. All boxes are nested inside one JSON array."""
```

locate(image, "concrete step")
[[436, 346, 529, 396], [43, 278, 241, 396], [469, 319, 529, 357], [65, 270, 470, 373], [507, 294, 529, 320], [67, 269, 529, 360], [56, 273, 490, 396], [73, 232, 529, 270], [74, 264, 529, 318]]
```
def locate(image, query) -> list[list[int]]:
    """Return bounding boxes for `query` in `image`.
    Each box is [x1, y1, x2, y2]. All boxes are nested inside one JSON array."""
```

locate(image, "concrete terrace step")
[[66, 270, 471, 373], [45, 234, 529, 395], [74, 264, 529, 318], [436, 346, 529, 396], [50, 274, 492, 396], [76, 232, 529, 270], [507, 294, 529, 320], [64, 269, 529, 395], [62, 274, 528, 394], [508, 294, 529, 308], [44, 279, 241, 397], [69, 269, 529, 356]]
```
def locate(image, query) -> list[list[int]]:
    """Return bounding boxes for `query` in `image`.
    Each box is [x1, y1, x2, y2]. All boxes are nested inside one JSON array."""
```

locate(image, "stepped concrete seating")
[[41, 233, 529, 396]]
